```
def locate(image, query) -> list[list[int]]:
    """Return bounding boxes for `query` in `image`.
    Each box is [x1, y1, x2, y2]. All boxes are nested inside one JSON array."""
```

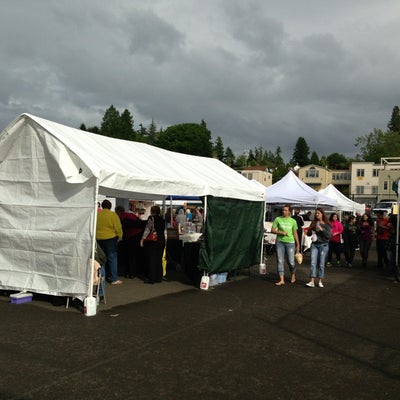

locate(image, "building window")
[[372, 169, 379, 177], [356, 186, 364, 194], [356, 169, 365, 177], [306, 167, 319, 178], [372, 186, 378, 194], [332, 172, 351, 181], [384, 181, 388, 190]]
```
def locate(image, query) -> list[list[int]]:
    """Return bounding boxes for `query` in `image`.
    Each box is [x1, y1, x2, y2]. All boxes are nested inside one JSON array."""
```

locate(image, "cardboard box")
[[10, 292, 33, 304], [167, 228, 179, 240]]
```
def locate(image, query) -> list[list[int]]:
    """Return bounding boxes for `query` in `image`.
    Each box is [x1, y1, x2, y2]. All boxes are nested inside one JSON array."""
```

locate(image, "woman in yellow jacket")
[[96, 200, 123, 284]]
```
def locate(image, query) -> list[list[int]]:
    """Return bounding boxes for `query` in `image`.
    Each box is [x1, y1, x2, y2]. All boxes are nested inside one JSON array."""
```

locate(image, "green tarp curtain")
[[199, 196, 264, 274]]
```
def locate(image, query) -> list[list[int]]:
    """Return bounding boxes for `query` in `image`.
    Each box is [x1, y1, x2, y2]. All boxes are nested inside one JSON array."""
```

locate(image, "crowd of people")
[[94, 198, 400, 296], [271, 205, 400, 287], [94, 201, 202, 289], [95, 200, 165, 286]]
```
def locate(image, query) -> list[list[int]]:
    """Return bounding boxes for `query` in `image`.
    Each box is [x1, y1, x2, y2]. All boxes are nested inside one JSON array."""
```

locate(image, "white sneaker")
[[318, 282, 324, 288], [306, 281, 315, 288]]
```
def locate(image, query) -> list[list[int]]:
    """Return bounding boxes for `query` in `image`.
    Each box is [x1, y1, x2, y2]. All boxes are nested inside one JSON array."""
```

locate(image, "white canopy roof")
[[2, 113, 264, 202], [265, 171, 337, 207], [319, 184, 365, 214]]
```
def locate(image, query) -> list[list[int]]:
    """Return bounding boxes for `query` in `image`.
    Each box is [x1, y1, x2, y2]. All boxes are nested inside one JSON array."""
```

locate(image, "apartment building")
[[298, 158, 400, 205], [297, 165, 351, 194], [239, 166, 273, 187], [351, 158, 400, 204], [350, 162, 382, 204]]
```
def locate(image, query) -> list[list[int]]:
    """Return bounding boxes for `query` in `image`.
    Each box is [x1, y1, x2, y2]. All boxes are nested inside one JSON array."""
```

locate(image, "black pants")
[[144, 240, 165, 283], [343, 241, 357, 264], [119, 235, 142, 277], [359, 239, 372, 266], [376, 239, 389, 268], [328, 241, 342, 263]]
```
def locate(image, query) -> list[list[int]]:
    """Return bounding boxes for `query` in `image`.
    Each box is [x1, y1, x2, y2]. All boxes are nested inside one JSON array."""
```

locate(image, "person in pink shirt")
[[326, 213, 344, 267]]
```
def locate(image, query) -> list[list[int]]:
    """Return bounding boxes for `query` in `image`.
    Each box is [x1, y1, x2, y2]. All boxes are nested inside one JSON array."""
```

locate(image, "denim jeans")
[[310, 242, 329, 278], [275, 241, 295, 276], [99, 264, 106, 297], [97, 237, 119, 283]]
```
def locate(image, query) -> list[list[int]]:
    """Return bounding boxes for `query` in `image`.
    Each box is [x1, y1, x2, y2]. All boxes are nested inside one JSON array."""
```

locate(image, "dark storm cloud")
[[1, 0, 400, 161]]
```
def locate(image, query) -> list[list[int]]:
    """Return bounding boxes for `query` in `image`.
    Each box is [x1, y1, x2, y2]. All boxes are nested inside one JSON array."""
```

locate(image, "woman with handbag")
[[140, 205, 166, 284], [306, 208, 332, 288]]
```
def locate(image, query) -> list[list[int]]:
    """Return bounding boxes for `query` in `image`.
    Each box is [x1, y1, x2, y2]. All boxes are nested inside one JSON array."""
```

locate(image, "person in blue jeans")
[[96, 200, 123, 285], [306, 208, 332, 288], [271, 205, 300, 286]]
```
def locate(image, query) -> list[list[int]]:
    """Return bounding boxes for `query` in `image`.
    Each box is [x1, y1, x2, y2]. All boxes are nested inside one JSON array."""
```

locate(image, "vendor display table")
[[166, 234, 202, 286], [179, 233, 202, 244]]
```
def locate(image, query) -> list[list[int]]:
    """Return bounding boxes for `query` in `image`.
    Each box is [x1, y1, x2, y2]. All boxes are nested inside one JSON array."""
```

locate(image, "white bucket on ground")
[[259, 263, 267, 275], [84, 296, 97, 316], [200, 274, 210, 290]]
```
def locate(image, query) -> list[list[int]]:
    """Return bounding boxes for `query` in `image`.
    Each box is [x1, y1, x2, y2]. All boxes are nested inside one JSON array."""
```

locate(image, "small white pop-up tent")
[[265, 171, 337, 207], [319, 184, 365, 214], [0, 114, 265, 298]]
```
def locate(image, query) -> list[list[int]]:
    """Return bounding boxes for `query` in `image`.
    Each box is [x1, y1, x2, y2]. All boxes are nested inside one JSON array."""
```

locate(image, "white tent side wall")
[[0, 117, 97, 296]]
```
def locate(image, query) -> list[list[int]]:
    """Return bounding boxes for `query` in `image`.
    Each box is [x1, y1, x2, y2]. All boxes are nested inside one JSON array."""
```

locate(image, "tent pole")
[[259, 201, 266, 266], [396, 179, 400, 269], [203, 196, 207, 222], [88, 179, 100, 298], [170, 196, 173, 227]]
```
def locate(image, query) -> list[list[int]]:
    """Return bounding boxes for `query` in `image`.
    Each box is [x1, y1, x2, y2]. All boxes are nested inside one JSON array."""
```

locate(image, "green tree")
[[214, 136, 225, 161], [224, 147, 235, 167], [387, 105, 400, 133], [270, 146, 288, 182], [100, 105, 121, 138], [80, 122, 100, 134], [156, 123, 213, 157], [310, 151, 320, 165], [355, 128, 400, 162], [119, 109, 135, 141], [235, 153, 248, 168], [319, 155, 328, 168], [291, 137, 310, 166], [147, 119, 158, 145], [247, 149, 257, 166], [326, 152, 349, 169]]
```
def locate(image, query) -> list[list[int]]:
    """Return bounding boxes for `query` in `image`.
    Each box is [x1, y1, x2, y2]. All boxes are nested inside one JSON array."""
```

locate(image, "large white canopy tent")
[[319, 184, 365, 214], [265, 171, 337, 207], [0, 114, 265, 298]]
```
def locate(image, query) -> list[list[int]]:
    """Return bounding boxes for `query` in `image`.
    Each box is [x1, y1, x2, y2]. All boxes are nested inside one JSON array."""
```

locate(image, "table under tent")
[[0, 114, 265, 302]]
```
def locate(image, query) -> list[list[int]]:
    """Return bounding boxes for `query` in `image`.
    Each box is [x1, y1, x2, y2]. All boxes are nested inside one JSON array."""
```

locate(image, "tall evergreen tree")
[[224, 147, 235, 167], [247, 149, 256, 166], [147, 119, 158, 145], [214, 136, 225, 161], [310, 151, 320, 165], [100, 105, 121, 138], [387, 105, 400, 133], [119, 109, 135, 141], [291, 137, 310, 166]]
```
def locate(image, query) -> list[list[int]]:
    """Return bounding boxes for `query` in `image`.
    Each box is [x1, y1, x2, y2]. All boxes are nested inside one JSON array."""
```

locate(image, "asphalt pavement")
[[1, 246, 400, 400]]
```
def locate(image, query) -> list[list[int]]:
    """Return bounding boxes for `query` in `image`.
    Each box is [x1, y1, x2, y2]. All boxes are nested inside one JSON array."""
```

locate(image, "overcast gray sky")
[[1, 0, 399, 161]]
